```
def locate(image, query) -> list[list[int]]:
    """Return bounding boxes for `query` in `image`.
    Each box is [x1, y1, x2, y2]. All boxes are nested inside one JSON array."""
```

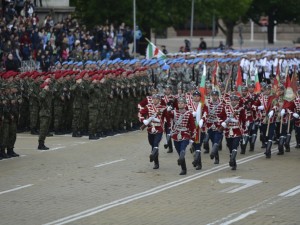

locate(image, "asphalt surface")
[[0, 130, 299, 225]]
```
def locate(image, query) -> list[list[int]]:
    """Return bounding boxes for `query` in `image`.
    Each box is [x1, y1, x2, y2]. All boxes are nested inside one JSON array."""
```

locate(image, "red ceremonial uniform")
[[169, 109, 196, 141], [202, 98, 226, 131], [138, 103, 167, 134], [223, 104, 247, 138]]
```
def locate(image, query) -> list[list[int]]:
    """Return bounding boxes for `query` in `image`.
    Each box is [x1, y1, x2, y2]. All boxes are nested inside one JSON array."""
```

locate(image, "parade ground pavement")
[[1, 130, 299, 225]]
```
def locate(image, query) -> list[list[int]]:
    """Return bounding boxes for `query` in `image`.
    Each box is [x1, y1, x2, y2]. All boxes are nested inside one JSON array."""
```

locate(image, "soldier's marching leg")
[[192, 150, 202, 170], [265, 140, 272, 158], [179, 159, 187, 175], [218, 136, 223, 151], [167, 137, 173, 153], [153, 153, 159, 169], [7, 121, 19, 157], [178, 149, 186, 166], [295, 126, 300, 148], [203, 132, 210, 153], [277, 136, 285, 155], [210, 143, 219, 160], [149, 145, 159, 162], [229, 149, 237, 170], [240, 135, 249, 154], [285, 121, 293, 152]]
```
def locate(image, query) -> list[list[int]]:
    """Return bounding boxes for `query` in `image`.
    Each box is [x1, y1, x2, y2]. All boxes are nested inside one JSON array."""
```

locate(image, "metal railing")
[[20, 60, 39, 72]]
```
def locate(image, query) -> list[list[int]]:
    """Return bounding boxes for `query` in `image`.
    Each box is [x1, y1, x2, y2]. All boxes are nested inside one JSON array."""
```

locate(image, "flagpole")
[[133, 0, 136, 58], [190, 0, 194, 49]]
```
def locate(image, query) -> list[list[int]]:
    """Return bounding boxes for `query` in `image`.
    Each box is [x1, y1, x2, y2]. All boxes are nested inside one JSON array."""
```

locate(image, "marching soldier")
[[162, 84, 175, 153], [222, 95, 247, 170], [187, 90, 207, 170], [202, 90, 226, 164], [138, 94, 167, 170], [255, 84, 278, 158], [168, 97, 196, 175]]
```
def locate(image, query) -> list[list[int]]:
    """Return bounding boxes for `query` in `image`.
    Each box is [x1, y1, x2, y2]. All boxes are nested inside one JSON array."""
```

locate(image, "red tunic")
[[223, 104, 247, 138], [138, 103, 167, 134], [169, 109, 196, 141], [202, 99, 226, 131]]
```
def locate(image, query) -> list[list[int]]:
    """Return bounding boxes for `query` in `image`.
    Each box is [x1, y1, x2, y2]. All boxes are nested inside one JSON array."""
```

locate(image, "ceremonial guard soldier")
[[187, 90, 207, 170], [255, 84, 278, 158], [202, 90, 226, 164], [162, 85, 175, 153], [168, 97, 196, 175], [222, 95, 247, 170], [292, 90, 300, 148], [138, 94, 167, 170], [240, 86, 255, 153]]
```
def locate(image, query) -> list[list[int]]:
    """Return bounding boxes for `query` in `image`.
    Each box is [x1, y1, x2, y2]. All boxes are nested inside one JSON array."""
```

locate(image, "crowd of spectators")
[[0, 0, 134, 72]]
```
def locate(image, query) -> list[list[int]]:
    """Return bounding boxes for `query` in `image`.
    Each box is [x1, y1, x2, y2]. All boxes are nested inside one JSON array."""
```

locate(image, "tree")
[[199, 0, 253, 47], [245, 0, 300, 44]]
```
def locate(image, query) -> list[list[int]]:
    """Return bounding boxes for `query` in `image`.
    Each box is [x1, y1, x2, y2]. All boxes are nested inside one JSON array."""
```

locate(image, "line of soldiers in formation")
[[138, 81, 300, 175], [1, 47, 300, 163]]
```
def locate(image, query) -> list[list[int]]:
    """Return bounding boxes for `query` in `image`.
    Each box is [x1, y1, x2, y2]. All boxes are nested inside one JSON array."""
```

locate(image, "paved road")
[[0, 131, 299, 225]]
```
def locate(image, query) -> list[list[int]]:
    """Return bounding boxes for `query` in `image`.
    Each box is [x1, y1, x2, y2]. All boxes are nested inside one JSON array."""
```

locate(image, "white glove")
[[192, 111, 197, 117], [293, 112, 300, 119], [189, 139, 194, 144], [246, 121, 250, 127], [230, 118, 238, 123], [221, 122, 227, 128], [268, 110, 274, 118], [152, 117, 160, 122], [258, 105, 264, 110], [280, 109, 285, 116], [199, 119, 204, 128], [143, 116, 154, 125], [167, 106, 173, 111]]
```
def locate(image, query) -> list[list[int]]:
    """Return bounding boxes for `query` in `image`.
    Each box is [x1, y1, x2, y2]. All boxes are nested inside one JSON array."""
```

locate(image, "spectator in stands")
[[5, 53, 19, 71], [198, 37, 207, 50]]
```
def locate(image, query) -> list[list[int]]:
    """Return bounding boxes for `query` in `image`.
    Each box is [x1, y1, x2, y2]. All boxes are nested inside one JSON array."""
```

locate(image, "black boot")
[[192, 150, 200, 167], [179, 159, 187, 175], [150, 147, 159, 162], [214, 153, 219, 164], [167, 139, 173, 153], [218, 137, 223, 151], [38, 141, 49, 150], [7, 148, 19, 157], [177, 150, 186, 165], [193, 150, 202, 170], [203, 133, 209, 153], [229, 149, 237, 169], [295, 134, 300, 148], [0, 147, 10, 158], [89, 134, 99, 140], [277, 136, 285, 155], [260, 134, 266, 148], [250, 134, 256, 151], [210, 143, 219, 160], [265, 140, 272, 158], [285, 134, 291, 152], [240, 135, 249, 154], [153, 154, 159, 169]]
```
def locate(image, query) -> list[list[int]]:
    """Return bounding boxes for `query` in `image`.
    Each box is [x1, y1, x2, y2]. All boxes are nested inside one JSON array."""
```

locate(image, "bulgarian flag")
[[236, 65, 243, 95], [272, 62, 280, 92], [254, 68, 261, 93], [145, 38, 166, 59], [199, 63, 207, 104]]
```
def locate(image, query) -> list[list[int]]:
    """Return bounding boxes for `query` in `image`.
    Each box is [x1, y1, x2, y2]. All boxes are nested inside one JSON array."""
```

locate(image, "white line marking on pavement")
[[208, 183, 300, 225], [279, 185, 300, 197], [44, 143, 296, 225], [219, 210, 257, 225], [0, 184, 33, 195], [219, 177, 262, 193], [94, 159, 126, 168]]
